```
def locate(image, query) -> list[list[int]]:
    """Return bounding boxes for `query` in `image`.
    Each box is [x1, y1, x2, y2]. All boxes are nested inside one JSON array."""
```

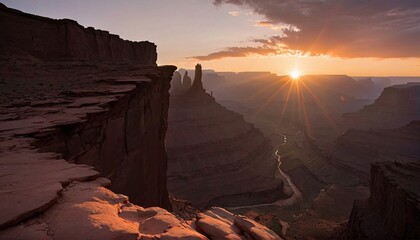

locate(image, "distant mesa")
[[343, 82, 420, 129]]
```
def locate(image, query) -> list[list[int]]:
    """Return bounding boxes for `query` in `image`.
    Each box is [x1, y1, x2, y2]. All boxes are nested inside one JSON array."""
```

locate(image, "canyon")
[[190, 70, 419, 239], [167, 65, 287, 208], [1, 2, 419, 239], [0, 4, 281, 240]]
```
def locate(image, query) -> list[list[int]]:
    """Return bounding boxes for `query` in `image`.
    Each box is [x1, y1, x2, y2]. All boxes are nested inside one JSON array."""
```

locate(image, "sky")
[[1, 0, 420, 76]]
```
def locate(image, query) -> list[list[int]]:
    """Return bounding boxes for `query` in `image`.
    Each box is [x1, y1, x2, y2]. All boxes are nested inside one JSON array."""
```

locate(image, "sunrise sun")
[[290, 70, 301, 80]]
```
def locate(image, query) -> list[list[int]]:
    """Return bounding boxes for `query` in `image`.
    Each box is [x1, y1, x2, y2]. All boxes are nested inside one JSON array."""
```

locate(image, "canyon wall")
[[343, 83, 420, 129], [347, 160, 420, 239], [166, 68, 286, 207], [338, 121, 420, 162], [0, 2, 172, 214], [0, 3, 156, 64]]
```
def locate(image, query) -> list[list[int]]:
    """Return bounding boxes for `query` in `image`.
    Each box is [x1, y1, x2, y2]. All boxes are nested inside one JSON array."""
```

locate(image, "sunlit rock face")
[[167, 66, 287, 208], [343, 83, 420, 129], [0, 2, 173, 224], [347, 160, 420, 239]]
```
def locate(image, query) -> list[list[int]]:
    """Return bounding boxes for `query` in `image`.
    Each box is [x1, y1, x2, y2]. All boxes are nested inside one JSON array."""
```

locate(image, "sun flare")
[[290, 70, 301, 80]]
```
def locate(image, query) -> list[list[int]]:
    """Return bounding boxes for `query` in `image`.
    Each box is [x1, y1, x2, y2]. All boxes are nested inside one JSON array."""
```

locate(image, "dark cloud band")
[[196, 0, 420, 60]]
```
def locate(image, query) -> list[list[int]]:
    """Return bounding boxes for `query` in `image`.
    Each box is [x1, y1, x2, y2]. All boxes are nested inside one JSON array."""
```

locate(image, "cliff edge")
[[0, 4, 282, 239], [347, 160, 420, 239]]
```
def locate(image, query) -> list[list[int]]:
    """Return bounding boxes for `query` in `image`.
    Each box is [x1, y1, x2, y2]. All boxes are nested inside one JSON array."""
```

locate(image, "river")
[[228, 129, 302, 210]]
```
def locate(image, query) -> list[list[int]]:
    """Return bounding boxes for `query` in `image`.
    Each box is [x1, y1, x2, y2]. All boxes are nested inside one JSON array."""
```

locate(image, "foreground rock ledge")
[[0, 177, 281, 239]]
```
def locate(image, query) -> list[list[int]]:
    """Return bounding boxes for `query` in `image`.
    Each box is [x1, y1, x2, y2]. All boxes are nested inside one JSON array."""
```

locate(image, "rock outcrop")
[[0, 3, 172, 210], [191, 64, 205, 93], [343, 83, 420, 129], [0, 4, 282, 240], [0, 175, 281, 239], [347, 160, 420, 239], [0, 3, 156, 65], [167, 66, 286, 208]]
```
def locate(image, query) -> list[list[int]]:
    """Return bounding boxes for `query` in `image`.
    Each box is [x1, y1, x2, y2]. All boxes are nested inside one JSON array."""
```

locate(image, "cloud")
[[228, 11, 240, 16], [190, 46, 277, 61], [190, 36, 304, 61], [210, 0, 420, 58], [254, 20, 300, 32]]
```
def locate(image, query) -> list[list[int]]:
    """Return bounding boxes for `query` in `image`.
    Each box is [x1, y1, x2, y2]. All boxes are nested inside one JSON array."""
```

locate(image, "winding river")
[[228, 129, 303, 210]]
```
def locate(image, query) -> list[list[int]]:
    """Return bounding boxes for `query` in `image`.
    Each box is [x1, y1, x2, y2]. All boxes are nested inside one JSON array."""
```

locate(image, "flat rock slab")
[[0, 138, 99, 229], [0, 179, 208, 240]]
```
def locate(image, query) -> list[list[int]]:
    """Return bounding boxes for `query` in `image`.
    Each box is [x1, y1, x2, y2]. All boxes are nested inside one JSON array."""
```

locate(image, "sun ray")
[[251, 79, 291, 121], [249, 77, 288, 100], [298, 83, 312, 137], [299, 81, 339, 132]]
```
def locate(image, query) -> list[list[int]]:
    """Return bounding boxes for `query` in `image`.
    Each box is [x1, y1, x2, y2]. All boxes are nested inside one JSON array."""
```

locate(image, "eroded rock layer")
[[344, 83, 420, 129], [347, 160, 420, 239], [167, 76, 286, 207], [0, 3, 156, 64], [339, 121, 420, 161], [0, 62, 175, 209]]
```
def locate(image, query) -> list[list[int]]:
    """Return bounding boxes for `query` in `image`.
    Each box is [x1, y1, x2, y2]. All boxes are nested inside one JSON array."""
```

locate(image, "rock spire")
[[170, 71, 183, 93], [191, 63, 204, 93], [182, 71, 192, 89]]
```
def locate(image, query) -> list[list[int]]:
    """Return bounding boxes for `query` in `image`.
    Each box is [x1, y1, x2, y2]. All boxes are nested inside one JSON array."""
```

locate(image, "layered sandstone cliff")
[[343, 83, 420, 129], [338, 121, 420, 162], [0, 3, 172, 209], [0, 3, 156, 64], [166, 66, 286, 207], [0, 4, 283, 239], [347, 160, 420, 239]]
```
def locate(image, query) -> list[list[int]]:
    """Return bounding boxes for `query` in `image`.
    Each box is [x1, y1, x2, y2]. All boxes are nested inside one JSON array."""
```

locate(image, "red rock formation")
[[347, 160, 420, 239], [0, 3, 172, 212], [0, 3, 156, 65], [191, 64, 205, 93]]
